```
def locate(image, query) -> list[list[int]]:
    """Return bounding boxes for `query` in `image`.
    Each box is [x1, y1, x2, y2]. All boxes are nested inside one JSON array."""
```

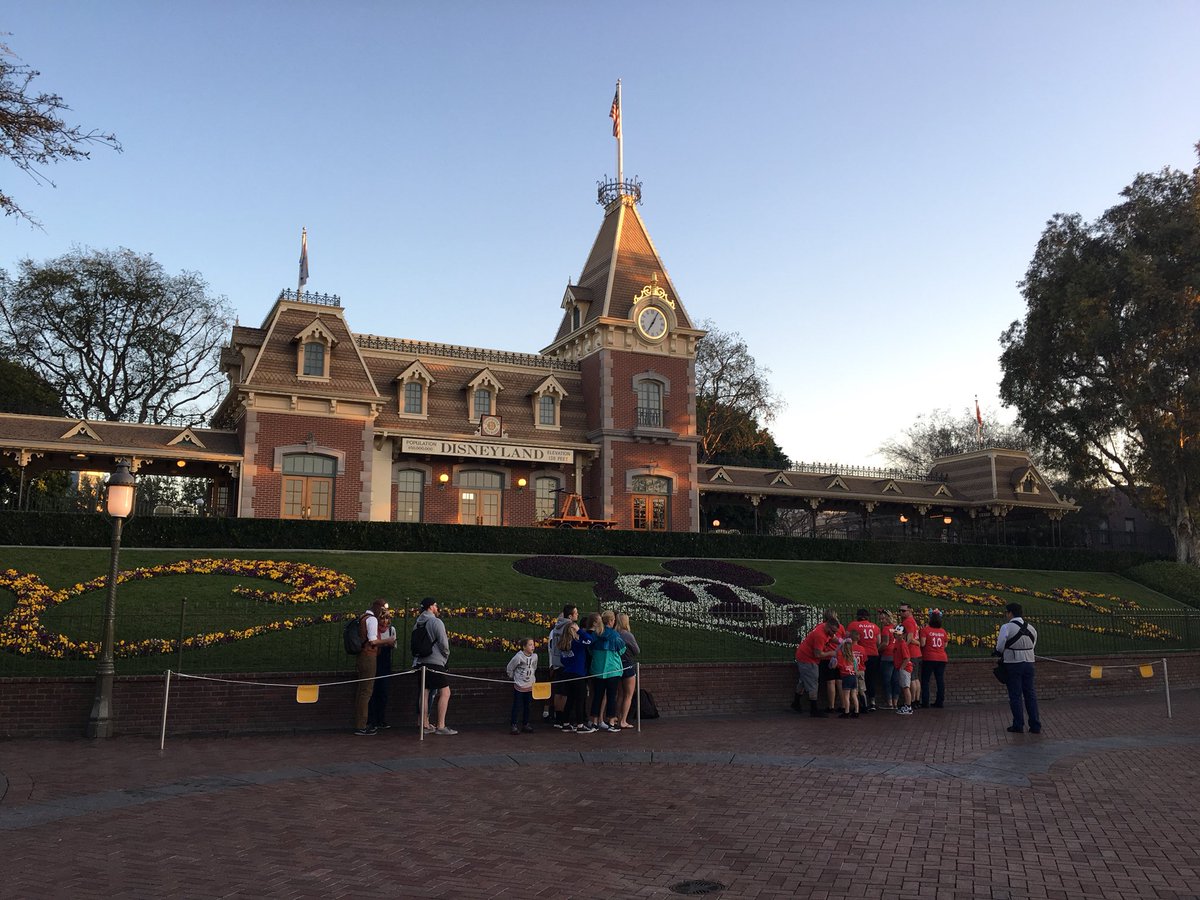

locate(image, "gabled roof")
[[242, 305, 380, 401], [548, 197, 695, 345]]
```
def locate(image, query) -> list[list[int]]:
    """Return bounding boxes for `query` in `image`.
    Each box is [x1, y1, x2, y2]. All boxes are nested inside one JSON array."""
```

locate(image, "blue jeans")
[[510, 689, 531, 726], [1005, 661, 1040, 731]]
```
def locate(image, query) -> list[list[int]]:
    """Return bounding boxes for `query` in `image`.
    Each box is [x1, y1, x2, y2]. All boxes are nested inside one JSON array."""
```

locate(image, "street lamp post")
[[86, 461, 137, 738]]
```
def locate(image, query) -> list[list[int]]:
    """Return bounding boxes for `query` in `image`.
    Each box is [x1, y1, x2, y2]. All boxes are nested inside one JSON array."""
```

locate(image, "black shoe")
[[377, 722, 392, 730], [1029, 726, 1041, 734], [354, 727, 377, 736], [932, 702, 944, 708], [851, 712, 859, 719], [837, 712, 850, 719], [1006, 726, 1024, 733]]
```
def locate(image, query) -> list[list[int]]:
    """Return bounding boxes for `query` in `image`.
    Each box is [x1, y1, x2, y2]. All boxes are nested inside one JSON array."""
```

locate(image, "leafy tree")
[[878, 406, 1041, 475], [0, 38, 121, 226], [0, 248, 235, 424], [695, 320, 787, 465], [0, 355, 63, 416], [999, 154, 1200, 565]]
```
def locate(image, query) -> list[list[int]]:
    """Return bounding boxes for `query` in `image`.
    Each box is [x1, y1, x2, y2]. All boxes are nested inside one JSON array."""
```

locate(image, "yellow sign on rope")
[[1090, 666, 1103, 679], [1139, 664, 1155, 679], [296, 684, 320, 704], [531, 682, 552, 701]]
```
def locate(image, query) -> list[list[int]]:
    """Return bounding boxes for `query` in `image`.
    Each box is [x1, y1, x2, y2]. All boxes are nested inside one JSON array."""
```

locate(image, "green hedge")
[[1124, 561, 1200, 608], [0, 511, 1159, 573]]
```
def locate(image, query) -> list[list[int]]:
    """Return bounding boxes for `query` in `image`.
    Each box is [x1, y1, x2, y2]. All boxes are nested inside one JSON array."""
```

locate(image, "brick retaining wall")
[[2, 653, 1196, 739]]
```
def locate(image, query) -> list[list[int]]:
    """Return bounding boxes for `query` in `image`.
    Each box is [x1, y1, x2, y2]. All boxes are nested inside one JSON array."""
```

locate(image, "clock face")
[[481, 414, 502, 437], [637, 306, 667, 340]]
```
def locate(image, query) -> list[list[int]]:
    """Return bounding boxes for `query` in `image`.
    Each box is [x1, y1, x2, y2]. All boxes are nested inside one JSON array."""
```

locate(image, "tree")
[[695, 319, 788, 465], [999, 154, 1200, 565], [0, 248, 236, 424], [878, 407, 1042, 475], [1, 38, 121, 226], [0, 355, 63, 416]]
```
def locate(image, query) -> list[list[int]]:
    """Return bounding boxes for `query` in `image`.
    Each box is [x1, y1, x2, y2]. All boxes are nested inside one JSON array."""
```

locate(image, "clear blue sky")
[[4, 2, 1198, 466]]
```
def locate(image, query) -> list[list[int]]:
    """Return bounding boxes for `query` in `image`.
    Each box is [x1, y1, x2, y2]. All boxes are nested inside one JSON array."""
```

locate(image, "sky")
[[4, 2, 1199, 467]]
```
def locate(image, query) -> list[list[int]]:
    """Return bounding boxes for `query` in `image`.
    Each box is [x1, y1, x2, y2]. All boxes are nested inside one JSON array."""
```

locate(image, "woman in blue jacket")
[[586, 612, 627, 732]]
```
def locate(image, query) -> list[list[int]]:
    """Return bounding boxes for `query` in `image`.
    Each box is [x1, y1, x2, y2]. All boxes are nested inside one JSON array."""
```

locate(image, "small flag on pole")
[[975, 395, 983, 441], [1090, 666, 1103, 679], [609, 85, 621, 138], [298, 229, 309, 289]]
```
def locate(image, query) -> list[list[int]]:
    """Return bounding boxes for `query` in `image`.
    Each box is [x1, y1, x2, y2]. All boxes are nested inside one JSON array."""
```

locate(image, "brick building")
[[212, 180, 705, 530]]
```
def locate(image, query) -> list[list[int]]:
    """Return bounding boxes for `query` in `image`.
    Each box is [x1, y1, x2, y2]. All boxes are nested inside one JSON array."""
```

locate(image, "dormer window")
[[404, 382, 423, 415], [293, 318, 336, 380], [396, 360, 435, 420], [531, 375, 567, 430], [473, 387, 494, 418], [466, 368, 504, 423], [302, 341, 325, 376], [571, 306, 581, 330]]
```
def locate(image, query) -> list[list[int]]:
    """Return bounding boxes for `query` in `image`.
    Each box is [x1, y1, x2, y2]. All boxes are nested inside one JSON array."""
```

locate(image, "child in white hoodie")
[[506, 638, 538, 735]]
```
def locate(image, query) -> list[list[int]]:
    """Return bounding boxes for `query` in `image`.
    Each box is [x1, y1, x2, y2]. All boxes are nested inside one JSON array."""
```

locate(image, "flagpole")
[[297, 227, 308, 298], [616, 79, 623, 186]]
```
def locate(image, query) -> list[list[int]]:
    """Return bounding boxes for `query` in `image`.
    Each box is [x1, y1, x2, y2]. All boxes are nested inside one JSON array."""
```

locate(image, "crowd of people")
[[349, 593, 1041, 737], [348, 599, 641, 737], [792, 604, 949, 718]]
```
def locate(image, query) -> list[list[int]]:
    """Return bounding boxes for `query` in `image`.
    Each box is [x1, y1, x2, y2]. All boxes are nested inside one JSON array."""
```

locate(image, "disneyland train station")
[[0, 177, 1076, 539]]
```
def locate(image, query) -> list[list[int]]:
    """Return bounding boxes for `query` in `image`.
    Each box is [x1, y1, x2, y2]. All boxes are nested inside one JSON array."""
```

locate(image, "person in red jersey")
[[835, 635, 860, 719], [891, 621, 914, 715], [850, 630, 869, 713], [919, 609, 950, 708], [877, 611, 897, 708], [793, 617, 840, 718], [899, 603, 922, 710], [852, 609, 880, 711], [818, 609, 846, 714]]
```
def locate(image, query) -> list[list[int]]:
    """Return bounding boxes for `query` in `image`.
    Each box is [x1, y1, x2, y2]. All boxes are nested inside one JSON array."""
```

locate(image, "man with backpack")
[[352, 598, 391, 736], [995, 602, 1041, 734], [413, 597, 456, 735]]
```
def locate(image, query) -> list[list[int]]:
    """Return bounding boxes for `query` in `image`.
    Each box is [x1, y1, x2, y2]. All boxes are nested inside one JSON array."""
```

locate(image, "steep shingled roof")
[[550, 197, 695, 345]]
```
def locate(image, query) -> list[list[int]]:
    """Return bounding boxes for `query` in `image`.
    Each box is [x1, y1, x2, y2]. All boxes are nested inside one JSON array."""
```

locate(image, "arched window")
[[635, 380, 663, 427], [535, 476, 561, 521], [539, 395, 556, 426], [630, 475, 670, 531], [281, 453, 336, 520], [396, 469, 424, 522]]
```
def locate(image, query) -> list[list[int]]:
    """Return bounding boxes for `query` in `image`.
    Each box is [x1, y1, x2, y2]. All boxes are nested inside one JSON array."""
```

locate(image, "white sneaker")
[[897, 706, 913, 716], [434, 726, 458, 735]]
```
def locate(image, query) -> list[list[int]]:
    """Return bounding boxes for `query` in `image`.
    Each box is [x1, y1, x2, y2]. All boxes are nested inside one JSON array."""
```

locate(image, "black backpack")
[[638, 688, 660, 719], [411, 620, 435, 658], [343, 612, 374, 655]]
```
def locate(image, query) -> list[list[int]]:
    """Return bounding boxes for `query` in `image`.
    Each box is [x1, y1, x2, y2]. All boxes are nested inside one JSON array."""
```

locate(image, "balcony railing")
[[636, 407, 666, 428]]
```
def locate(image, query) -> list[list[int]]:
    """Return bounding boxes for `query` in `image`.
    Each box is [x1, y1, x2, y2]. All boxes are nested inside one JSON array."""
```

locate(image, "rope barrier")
[[1036, 655, 1159, 670], [173, 668, 420, 689]]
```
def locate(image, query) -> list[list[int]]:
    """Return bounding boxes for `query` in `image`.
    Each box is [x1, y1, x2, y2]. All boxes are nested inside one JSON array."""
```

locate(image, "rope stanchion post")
[[159, 669, 172, 751], [419, 665, 427, 742], [1163, 657, 1172, 719], [635, 662, 641, 733]]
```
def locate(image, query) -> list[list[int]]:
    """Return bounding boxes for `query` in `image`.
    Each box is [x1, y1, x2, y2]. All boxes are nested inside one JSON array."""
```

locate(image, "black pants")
[[367, 652, 391, 726], [590, 676, 620, 718], [564, 677, 588, 725], [920, 660, 946, 706], [864, 656, 881, 703]]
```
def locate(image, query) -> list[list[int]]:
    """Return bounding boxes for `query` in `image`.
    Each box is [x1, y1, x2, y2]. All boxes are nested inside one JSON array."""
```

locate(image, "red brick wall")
[[3, 653, 1194, 739], [251, 412, 368, 521]]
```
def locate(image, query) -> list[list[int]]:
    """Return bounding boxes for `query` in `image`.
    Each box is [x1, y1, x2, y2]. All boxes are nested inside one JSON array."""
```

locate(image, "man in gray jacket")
[[414, 597, 456, 735]]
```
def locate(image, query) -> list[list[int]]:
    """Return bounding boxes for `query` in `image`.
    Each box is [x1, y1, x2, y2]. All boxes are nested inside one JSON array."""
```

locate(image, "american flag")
[[299, 230, 309, 288], [609, 86, 621, 139], [975, 396, 983, 440]]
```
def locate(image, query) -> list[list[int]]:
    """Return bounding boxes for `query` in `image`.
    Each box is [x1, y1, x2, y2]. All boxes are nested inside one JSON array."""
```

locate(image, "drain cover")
[[669, 881, 726, 896]]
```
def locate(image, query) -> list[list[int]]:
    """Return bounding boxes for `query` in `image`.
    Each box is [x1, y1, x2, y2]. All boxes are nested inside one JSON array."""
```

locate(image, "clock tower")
[[542, 177, 705, 532]]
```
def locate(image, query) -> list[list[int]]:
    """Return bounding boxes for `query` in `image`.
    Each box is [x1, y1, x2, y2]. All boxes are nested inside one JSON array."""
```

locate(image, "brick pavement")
[[3, 690, 1199, 899]]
